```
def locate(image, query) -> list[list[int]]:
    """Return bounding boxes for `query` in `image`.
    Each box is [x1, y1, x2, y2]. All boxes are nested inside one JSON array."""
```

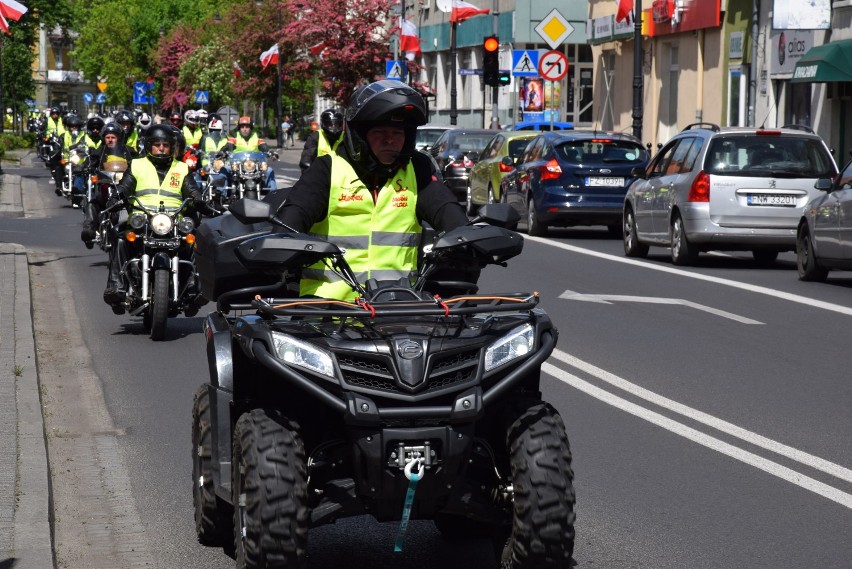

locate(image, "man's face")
[[366, 126, 405, 165], [104, 134, 118, 148], [239, 124, 252, 135], [150, 139, 171, 156]]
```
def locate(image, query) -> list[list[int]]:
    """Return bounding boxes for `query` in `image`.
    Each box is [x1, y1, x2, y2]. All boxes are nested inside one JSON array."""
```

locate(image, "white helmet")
[[184, 109, 198, 127], [196, 109, 208, 123], [137, 112, 152, 128], [208, 118, 223, 131]]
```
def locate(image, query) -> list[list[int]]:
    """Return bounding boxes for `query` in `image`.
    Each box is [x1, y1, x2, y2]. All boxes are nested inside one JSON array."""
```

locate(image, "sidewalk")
[[0, 148, 56, 568]]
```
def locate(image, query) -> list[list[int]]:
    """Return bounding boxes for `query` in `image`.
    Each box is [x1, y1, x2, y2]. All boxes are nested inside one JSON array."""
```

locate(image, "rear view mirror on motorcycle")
[[227, 198, 272, 224]]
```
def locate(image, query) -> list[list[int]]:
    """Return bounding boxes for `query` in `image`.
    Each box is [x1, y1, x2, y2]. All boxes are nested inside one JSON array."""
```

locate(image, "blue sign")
[[96, 93, 106, 104], [25, 99, 35, 108], [459, 69, 482, 76], [512, 50, 540, 77], [133, 81, 149, 105], [386, 60, 405, 81], [195, 90, 209, 104], [83, 93, 94, 103]]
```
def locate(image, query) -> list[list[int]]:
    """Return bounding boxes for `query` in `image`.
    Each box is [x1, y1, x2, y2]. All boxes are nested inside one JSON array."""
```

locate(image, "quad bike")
[[191, 199, 575, 568]]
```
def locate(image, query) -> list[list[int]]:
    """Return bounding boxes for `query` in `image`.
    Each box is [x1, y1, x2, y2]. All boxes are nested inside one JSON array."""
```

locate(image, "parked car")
[[796, 156, 852, 281], [501, 131, 649, 236], [623, 123, 838, 265], [506, 121, 574, 131], [466, 131, 537, 214], [429, 128, 497, 201], [415, 124, 451, 151]]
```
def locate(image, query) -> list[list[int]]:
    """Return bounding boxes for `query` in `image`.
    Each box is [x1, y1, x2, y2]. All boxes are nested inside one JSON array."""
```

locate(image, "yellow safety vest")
[[130, 158, 188, 211], [62, 131, 87, 159], [317, 131, 341, 157], [231, 132, 260, 152], [183, 126, 203, 146], [85, 134, 102, 150], [126, 130, 139, 151], [300, 155, 420, 300], [47, 117, 65, 137], [201, 134, 230, 166]]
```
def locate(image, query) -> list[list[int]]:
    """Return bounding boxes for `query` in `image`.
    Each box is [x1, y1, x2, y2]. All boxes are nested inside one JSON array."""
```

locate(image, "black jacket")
[[299, 130, 343, 171]]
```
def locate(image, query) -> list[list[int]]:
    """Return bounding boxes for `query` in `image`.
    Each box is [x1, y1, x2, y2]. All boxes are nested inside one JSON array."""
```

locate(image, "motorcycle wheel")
[[149, 268, 170, 341], [192, 385, 232, 545], [232, 409, 308, 569], [496, 400, 575, 569]]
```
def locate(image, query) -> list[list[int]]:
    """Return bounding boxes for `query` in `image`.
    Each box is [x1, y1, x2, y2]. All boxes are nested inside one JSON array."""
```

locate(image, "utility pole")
[[631, 0, 644, 140], [490, 0, 499, 129], [276, 3, 283, 148]]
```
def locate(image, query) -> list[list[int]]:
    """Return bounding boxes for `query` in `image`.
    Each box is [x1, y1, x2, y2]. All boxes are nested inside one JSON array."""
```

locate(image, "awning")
[[792, 39, 852, 83]]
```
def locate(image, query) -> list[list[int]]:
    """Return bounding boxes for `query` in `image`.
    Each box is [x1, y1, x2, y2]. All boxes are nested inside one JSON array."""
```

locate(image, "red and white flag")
[[399, 18, 421, 60], [615, 0, 634, 23], [233, 61, 244, 79], [0, 0, 28, 35], [309, 40, 328, 57], [259, 44, 279, 69], [436, 0, 490, 24]]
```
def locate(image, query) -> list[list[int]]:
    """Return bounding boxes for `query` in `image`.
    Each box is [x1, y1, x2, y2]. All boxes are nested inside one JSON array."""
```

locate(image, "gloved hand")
[[195, 199, 218, 217]]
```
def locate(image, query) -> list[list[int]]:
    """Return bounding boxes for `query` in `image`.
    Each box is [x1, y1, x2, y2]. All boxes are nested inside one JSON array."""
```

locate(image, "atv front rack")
[[250, 291, 540, 319]]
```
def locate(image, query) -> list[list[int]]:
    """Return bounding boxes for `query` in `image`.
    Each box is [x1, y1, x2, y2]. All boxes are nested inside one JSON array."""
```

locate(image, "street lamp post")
[[276, 4, 283, 149]]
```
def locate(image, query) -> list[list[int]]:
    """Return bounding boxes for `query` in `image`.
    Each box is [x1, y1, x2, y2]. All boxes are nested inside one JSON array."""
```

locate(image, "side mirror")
[[814, 178, 833, 191], [471, 203, 520, 228], [228, 198, 271, 224], [630, 166, 647, 179], [500, 156, 515, 169]]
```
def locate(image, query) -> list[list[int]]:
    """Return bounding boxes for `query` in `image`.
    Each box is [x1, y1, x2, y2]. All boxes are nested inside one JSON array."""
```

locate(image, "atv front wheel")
[[499, 400, 575, 568], [192, 385, 232, 545], [232, 409, 308, 569]]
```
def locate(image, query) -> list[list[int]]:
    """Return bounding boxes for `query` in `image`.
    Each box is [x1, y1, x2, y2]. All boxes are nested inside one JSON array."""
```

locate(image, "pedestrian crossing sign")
[[386, 60, 405, 81], [512, 50, 539, 77], [195, 90, 209, 104]]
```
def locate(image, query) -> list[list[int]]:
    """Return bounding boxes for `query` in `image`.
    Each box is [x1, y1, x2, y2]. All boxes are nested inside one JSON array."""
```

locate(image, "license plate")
[[747, 194, 796, 206], [586, 177, 624, 187]]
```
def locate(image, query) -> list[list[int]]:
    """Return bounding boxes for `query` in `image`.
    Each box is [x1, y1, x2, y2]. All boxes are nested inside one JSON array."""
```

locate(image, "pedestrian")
[[285, 116, 297, 148]]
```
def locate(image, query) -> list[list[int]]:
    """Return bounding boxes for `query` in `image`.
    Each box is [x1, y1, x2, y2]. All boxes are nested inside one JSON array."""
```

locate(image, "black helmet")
[[101, 121, 125, 144], [115, 110, 135, 136], [343, 80, 427, 176], [86, 116, 105, 136], [320, 108, 344, 138], [145, 123, 176, 168], [65, 114, 85, 129]]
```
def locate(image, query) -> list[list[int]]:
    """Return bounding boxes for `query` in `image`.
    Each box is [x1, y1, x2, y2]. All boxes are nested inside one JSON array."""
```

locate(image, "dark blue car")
[[501, 131, 649, 236]]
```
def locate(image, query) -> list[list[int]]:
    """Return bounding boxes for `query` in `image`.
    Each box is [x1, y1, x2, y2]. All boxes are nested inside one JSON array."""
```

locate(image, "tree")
[[152, 23, 200, 111], [177, 39, 234, 110]]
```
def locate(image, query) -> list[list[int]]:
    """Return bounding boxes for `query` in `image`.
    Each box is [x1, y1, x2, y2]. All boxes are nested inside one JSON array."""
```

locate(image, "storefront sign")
[[770, 30, 813, 75]]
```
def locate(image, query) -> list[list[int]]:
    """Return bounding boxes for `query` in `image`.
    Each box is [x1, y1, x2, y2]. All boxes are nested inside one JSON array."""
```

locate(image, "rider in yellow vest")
[[115, 110, 139, 152], [272, 80, 471, 301], [225, 115, 278, 189], [59, 114, 89, 204], [182, 110, 203, 147], [103, 124, 210, 307], [299, 108, 344, 171]]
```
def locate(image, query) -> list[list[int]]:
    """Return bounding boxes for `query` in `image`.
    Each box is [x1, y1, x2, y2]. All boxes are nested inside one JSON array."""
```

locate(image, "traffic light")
[[498, 72, 511, 86], [482, 36, 499, 87]]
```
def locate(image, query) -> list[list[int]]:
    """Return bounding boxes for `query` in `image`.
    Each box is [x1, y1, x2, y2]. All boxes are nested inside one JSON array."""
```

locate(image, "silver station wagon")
[[623, 123, 838, 265]]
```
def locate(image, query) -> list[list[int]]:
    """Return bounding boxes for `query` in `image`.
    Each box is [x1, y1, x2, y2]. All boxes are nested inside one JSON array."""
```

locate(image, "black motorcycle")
[[59, 143, 91, 208], [113, 196, 205, 340], [191, 200, 575, 568], [226, 150, 276, 202], [82, 153, 129, 251], [197, 151, 230, 214]]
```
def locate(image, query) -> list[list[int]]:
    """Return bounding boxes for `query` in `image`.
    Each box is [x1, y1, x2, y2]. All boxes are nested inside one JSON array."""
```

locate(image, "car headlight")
[[484, 323, 534, 372], [129, 213, 147, 230], [150, 213, 173, 235], [271, 332, 335, 378]]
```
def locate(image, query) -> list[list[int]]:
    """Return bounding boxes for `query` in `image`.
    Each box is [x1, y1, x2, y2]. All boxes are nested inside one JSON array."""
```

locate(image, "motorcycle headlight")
[[129, 213, 147, 230], [484, 323, 534, 372], [244, 159, 256, 172], [271, 332, 335, 378], [150, 213, 174, 235], [213, 158, 224, 171], [260, 161, 269, 172], [177, 217, 196, 234], [69, 152, 83, 165]]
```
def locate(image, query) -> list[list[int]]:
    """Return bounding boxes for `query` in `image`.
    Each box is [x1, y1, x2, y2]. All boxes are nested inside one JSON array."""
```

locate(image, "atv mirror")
[[471, 203, 520, 228], [229, 198, 271, 224]]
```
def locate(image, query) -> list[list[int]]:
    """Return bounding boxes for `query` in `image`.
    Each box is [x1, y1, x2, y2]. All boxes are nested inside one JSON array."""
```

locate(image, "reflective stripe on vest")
[[232, 132, 260, 152], [300, 155, 421, 301], [317, 131, 341, 157], [131, 159, 187, 210]]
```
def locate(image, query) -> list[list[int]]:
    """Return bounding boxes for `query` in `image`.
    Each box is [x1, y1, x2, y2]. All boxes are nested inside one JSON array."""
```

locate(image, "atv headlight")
[[150, 213, 173, 235], [484, 323, 534, 372], [271, 332, 335, 378]]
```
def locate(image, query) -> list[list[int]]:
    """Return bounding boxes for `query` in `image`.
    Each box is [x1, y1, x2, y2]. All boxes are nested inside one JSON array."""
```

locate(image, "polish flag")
[[259, 44, 279, 69], [615, 0, 634, 23], [309, 40, 328, 57], [233, 61, 244, 79], [399, 18, 421, 60], [0, 0, 28, 35], [436, 0, 490, 24]]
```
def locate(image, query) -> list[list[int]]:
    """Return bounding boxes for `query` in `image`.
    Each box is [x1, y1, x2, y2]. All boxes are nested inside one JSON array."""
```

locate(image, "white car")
[[415, 125, 450, 152]]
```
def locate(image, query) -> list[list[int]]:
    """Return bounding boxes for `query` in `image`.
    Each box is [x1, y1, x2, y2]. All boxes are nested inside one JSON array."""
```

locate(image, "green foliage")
[[177, 39, 234, 109], [0, 132, 32, 151]]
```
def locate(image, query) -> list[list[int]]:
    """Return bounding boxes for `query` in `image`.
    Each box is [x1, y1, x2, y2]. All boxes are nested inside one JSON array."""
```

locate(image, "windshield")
[[416, 129, 446, 147], [705, 135, 836, 177], [556, 140, 647, 165]]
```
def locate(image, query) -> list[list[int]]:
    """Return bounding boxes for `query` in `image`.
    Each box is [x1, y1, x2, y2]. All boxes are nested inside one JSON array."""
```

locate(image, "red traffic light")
[[483, 36, 499, 52]]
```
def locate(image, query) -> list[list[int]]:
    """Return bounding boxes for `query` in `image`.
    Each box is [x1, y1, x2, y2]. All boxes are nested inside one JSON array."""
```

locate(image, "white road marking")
[[527, 235, 852, 317], [544, 360, 852, 509], [558, 289, 763, 324]]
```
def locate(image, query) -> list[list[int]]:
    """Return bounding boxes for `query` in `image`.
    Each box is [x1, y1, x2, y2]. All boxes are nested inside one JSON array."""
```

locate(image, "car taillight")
[[540, 158, 562, 181], [462, 155, 474, 168], [687, 171, 710, 202], [756, 130, 781, 136]]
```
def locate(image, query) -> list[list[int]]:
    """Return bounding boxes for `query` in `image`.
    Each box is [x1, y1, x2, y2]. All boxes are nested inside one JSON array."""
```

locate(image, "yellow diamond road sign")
[[534, 8, 575, 50]]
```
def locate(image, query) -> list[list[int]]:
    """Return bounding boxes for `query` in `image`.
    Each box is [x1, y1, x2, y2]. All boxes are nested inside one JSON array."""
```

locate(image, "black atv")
[[192, 199, 575, 568]]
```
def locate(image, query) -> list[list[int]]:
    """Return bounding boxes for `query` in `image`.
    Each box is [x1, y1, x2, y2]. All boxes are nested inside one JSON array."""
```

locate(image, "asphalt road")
[[2, 151, 850, 568]]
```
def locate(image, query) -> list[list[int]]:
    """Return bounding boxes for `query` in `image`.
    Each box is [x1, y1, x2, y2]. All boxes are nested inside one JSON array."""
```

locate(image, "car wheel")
[[465, 185, 475, 216], [527, 197, 547, 237], [232, 409, 308, 569], [623, 207, 649, 258], [670, 213, 697, 265], [796, 225, 828, 282], [752, 250, 779, 265]]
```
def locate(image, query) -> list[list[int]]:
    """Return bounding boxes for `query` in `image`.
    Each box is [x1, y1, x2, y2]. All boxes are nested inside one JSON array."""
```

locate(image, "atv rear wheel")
[[232, 409, 308, 569], [192, 385, 232, 545], [498, 400, 575, 568]]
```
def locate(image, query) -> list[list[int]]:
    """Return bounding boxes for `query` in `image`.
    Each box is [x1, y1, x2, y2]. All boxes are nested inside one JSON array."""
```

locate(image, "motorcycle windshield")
[[231, 151, 266, 162], [101, 148, 128, 173]]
